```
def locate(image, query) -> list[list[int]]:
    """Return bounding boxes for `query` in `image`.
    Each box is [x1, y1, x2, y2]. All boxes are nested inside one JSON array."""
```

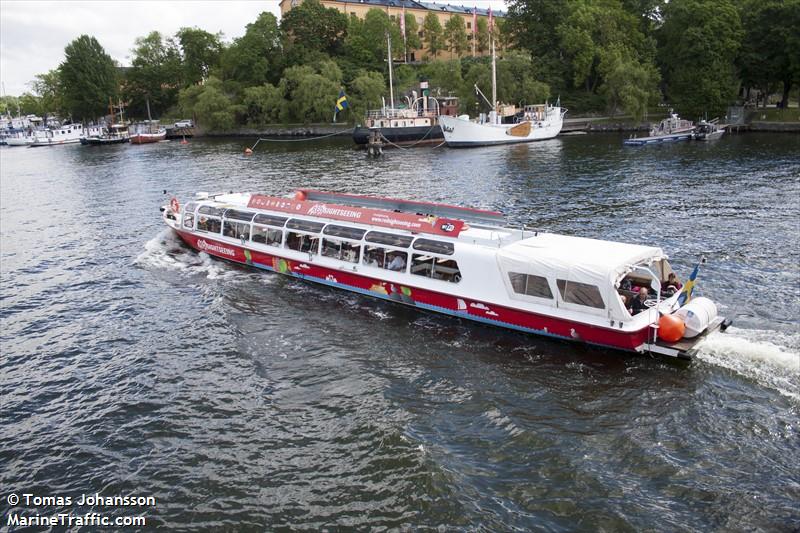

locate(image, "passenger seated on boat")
[[661, 273, 682, 296], [387, 253, 406, 272], [628, 287, 650, 315]]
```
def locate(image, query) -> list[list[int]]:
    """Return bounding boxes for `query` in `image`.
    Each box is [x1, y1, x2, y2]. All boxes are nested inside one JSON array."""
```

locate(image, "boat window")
[[196, 215, 221, 234], [413, 238, 455, 255], [322, 238, 360, 263], [224, 209, 256, 222], [411, 254, 461, 283], [363, 246, 407, 272], [556, 280, 605, 309], [223, 220, 250, 240], [323, 224, 366, 240], [253, 214, 288, 227], [286, 218, 325, 233], [198, 205, 223, 217], [509, 273, 553, 299], [183, 202, 198, 214], [252, 225, 283, 247], [183, 211, 195, 229], [365, 231, 413, 248], [285, 232, 320, 254]]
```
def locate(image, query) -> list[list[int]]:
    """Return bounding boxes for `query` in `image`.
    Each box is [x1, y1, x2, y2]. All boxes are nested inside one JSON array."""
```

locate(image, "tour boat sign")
[[247, 195, 466, 237]]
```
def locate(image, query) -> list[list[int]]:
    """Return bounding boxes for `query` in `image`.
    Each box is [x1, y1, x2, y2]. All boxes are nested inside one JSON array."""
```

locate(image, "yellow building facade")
[[278, 0, 501, 61]]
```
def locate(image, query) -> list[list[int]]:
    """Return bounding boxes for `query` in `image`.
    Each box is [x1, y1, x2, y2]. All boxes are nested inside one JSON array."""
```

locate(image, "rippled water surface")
[[2, 133, 799, 531]]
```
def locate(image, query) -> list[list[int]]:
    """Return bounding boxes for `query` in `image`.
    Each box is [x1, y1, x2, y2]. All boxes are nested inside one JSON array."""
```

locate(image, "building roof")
[[328, 0, 505, 17]]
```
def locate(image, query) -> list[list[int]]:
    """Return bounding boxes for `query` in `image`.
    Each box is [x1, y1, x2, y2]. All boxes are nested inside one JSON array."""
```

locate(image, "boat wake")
[[695, 327, 800, 402], [135, 228, 235, 280]]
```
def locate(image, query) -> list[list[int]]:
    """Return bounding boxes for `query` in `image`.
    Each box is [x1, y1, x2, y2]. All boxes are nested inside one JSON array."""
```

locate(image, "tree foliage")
[[242, 83, 287, 125], [738, 0, 800, 107], [444, 15, 468, 57], [348, 70, 385, 122], [280, 59, 342, 122], [178, 76, 241, 130], [422, 13, 444, 58], [658, 0, 743, 118], [30, 69, 64, 119], [176, 27, 223, 85], [125, 31, 182, 117], [59, 35, 117, 120], [222, 12, 281, 87], [280, 0, 348, 55]]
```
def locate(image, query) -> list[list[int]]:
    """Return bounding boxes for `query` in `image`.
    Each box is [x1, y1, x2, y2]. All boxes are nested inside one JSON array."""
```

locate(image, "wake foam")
[[135, 228, 235, 280], [695, 327, 800, 401]]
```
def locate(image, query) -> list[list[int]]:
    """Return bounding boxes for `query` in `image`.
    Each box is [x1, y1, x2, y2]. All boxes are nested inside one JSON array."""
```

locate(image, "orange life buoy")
[[170, 197, 180, 212]]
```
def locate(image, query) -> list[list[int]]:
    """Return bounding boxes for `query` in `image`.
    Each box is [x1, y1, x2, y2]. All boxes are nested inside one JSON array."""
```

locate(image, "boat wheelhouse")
[[162, 190, 729, 359]]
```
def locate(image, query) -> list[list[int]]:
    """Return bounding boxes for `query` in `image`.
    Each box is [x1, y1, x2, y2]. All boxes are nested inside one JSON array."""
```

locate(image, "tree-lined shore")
[[1, 0, 797, 129]]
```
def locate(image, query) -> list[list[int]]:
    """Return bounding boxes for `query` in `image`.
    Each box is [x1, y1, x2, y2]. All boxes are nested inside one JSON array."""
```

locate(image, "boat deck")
[[647, 316, 731, 360]]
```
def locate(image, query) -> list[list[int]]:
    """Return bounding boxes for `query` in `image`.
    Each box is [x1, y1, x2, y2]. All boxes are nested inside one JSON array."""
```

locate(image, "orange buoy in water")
[[294, 190, 307, 201], [658, 314, 686, 343], [244, 147, 253, 155]]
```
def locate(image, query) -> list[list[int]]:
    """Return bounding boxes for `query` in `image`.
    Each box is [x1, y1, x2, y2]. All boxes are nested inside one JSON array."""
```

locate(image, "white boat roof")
[[197, 194, 666, 282], [499, 233, 665, 287]]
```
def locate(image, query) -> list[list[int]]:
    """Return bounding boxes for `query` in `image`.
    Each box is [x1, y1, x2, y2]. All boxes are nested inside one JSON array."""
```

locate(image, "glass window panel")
[[413, 238, 455, 255], [556, 279, 605, 309], [253, 214, 288, 227], [365, 231, 413, 248], [286, 218, 325, 233]]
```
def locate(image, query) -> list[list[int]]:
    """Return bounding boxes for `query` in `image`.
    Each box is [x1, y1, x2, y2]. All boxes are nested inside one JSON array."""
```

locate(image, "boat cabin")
[[176, 191, 681, 330]]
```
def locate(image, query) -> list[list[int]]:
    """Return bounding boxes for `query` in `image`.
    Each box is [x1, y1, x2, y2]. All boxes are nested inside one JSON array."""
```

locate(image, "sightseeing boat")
[[161, 189, 730, 360]]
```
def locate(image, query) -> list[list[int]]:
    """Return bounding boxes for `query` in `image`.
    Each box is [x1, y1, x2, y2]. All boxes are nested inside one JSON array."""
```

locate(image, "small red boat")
[[162, 190, 730, 360], [129, 120, 166, 144]]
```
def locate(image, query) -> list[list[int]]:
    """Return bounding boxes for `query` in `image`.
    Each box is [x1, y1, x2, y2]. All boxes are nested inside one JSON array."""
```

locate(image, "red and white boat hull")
[[174, 229, 651, 353]]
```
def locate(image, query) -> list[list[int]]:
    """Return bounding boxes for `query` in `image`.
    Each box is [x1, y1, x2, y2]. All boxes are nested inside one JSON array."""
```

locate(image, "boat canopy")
[[497, 233, 666, 313]]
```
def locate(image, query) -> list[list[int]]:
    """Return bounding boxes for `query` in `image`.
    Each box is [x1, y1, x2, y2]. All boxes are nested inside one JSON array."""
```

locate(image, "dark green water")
[[1, 133, 798, 530]]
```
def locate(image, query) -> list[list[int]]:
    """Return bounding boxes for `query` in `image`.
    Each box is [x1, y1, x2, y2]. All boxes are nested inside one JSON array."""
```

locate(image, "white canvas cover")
[[497, 233, 665, 316]]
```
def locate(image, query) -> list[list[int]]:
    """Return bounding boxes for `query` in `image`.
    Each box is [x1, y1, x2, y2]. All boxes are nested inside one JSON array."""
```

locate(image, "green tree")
[[30, 69, 64, 119], [419, 59, 462, 95], [178, 76, 241, 130], [125, 31, 183, 117], [602, 53, 660, 120], [280, 0, 348, 55], [58, 35, 117, 120], [176, 27, 223, 86], [658, 0, 743, 118], [505, 0, 570, 90], [222, 12, 281, 87], [422, 13, 444, 58], [348, 70, 385, 123], [343, 9, 401, 75], [476, 17, 489, 54], [444, 15, 468, 57], [242, 83, 287, 124], [738, 0, 800, 108], [280, 59, 342, 122], [401, 12, 422, 52], [556, 0, 652, 93], [18, 93, 44, 116]]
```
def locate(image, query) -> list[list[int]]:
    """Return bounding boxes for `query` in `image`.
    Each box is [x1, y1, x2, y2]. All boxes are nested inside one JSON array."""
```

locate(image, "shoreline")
[[194, 121, 799, 138]]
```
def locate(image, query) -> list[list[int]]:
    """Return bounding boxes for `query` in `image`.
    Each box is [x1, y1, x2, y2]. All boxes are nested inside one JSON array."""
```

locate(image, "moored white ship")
[[440, 103, 565, 147], [162, 189, 730, 360]]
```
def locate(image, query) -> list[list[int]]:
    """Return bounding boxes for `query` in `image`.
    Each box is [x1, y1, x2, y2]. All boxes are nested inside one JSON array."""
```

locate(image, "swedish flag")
[[677, 260, 702, 306], [333, 90, 349, 122]]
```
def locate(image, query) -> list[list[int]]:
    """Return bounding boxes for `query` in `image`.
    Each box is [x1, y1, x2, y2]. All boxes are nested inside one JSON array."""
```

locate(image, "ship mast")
[[491, 37, 497, 124], [387, 32, 395, 112]]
